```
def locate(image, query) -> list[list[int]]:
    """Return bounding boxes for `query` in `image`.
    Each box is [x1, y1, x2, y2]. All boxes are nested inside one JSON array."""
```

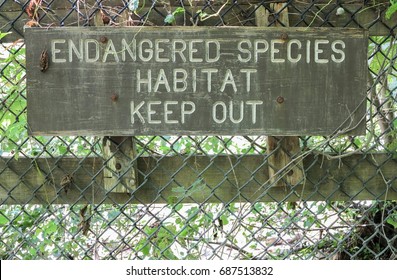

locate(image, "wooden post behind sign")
[[102, 136, 137, 193], [95, 11, 138, 193], [256, 4, 305, 187]]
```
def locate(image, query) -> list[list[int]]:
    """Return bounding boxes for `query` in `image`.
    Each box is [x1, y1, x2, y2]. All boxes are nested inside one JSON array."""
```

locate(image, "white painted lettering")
[[246, 100, 263, 124], [201, 69, 218, 92], [287, 39, 302, 63], [84, 39, 99, 63], [331, 40, 345, 63], [51, 39, 66, 63], [206, 40, 220, 63], [172, 39, 187, 62], [121, 39, 136, 61], [189, 39, 203, 62], [181, 101, 196, 124], [229, 101, 244, 124], [138, 39, 153, 62], [136, 69, 152, 92], [173, 69, 188, 92], [271, 40, 285, 63], [220, 69, 237, 93], [153, 69, 171, 92], [164, 101, 179, 124], [306, 40, 311, 63], [147, 101, 161, 124], [237, 40, 252, 63], [155, 39, 170, 62], [314, 39, 329, 64], [68, 39, 83, 62], [254, 40, 269, 62], [103, 39, 119, 62], [240, 69, 257, 92], [192, 69, 197, 93], [213, 101, 227, 124], [130, 101, 145, 124]]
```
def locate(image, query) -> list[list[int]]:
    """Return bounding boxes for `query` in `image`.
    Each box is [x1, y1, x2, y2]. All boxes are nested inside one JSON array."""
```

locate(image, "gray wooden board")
[[1, 153, 396, 205], [26, 27, 368, 136]]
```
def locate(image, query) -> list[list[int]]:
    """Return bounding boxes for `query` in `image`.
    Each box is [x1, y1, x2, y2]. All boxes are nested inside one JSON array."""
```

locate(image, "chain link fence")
[[0, 0, 396, 260]]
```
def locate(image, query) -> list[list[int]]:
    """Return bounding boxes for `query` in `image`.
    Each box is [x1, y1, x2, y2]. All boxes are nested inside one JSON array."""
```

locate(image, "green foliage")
[[164, 7, 185, 24], [0, 41, 27, 157], [386, 213, 397, 228], [386, 0, 397, 19], [128, 0, 140, 12], [1, 11, 397, 261]]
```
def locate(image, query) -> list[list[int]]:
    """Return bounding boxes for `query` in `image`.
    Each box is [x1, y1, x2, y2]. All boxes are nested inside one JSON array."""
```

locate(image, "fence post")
[[95, 11, 138, 193], [256, 4, 305, 187]]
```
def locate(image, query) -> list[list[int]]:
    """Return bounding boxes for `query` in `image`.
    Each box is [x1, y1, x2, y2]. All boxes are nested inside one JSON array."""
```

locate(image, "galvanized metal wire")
[[0, 0, 396, 259]]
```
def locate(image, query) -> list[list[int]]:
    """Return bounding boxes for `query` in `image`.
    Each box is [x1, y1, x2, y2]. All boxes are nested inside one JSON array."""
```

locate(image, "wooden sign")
[[26, 27, 367, 136]]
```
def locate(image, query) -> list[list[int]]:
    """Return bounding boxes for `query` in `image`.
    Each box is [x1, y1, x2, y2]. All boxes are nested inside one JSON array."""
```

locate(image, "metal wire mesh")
[[0, 0, 397, 260]]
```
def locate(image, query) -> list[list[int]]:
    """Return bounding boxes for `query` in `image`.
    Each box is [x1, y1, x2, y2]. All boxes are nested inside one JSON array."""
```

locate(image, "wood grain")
[[26, 27, 367, 136], [0, 153, 396, 205]]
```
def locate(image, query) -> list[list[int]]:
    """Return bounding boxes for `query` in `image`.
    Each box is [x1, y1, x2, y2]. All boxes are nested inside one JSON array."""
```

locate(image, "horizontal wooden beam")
[[0, 1, 395, 44], [0, 153, 396, 205]]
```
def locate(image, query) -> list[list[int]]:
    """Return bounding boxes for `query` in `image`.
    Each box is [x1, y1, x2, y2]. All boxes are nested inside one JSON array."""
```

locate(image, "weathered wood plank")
[[256, 3, 305, 187], [0, 153, 396, 205], [1, 1, 395, 44], [97, 13, 138, 194], [26, 27, 367, 136]]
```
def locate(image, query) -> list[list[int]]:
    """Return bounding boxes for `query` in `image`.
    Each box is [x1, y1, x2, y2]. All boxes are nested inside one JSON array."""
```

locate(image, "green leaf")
[[303, 216, 315, 228], [0, 214, 8, 226], [187, 206, 199, 220], [173, 203, 183, 212], [253, 202, 263, 213], [164, 14, 175, 24], [164, 7, 185, 24], [128, 0, 140, 12], [171, 186, 186, 199], [220, 215, 229, 226], [386, 2, 397, 19], [167, 196, 178, 204], [197, 11, 209, 21], [386, 215, 397, 228], [173, 7, 185, 16], [353, 138, 362, 148], [0, 32, 10, 40], [107, 209, 120, 220], [140, 243, 151, 256], [58, 145, 67, 155], [45, 221, 58, 235], [29, 248, 37, 256]]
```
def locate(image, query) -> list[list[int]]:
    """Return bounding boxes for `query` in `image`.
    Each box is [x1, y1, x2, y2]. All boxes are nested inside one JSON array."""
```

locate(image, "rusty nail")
[[102, 15, 110, 25], [100, 36, 108, 44], [280, 32, 288, 41], [115, 162, 122, 170], [111, 93, 118, 102], [276, 96, 284, 104]]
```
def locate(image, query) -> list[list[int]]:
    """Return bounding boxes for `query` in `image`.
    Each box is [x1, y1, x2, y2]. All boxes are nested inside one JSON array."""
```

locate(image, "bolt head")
[[276, 96, 285, 104], [280, 33, 288, 41], [111, 93, 118, 102], [100, 36, 108, 44]]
